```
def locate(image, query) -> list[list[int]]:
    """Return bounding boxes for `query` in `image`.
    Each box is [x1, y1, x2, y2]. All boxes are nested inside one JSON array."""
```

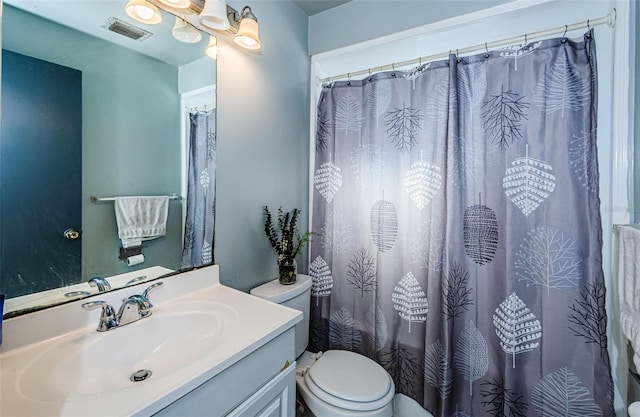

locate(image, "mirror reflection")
[[1, 0, 216, 315]]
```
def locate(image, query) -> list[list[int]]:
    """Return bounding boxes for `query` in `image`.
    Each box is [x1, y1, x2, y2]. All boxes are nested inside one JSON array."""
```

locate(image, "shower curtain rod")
[[186, 103, 216, 112], [319, 9, 616, 84]]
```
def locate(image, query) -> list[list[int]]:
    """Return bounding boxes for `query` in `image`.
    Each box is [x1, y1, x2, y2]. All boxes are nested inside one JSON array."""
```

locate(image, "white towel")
[[114, 196, 169, 248], [618, 226, 640, 369]]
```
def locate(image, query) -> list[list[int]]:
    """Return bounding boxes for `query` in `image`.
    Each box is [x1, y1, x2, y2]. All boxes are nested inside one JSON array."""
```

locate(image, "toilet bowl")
[[250, 275, 395, 416]]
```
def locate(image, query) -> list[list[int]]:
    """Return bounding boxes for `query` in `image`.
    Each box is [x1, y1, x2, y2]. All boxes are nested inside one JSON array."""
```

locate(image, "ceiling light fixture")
[[233, 6, 260, 50], [125, 0, 162, 25], [199, 0, 230, 31], [157, 0, 191, 9], [172, 17, 203, 43]]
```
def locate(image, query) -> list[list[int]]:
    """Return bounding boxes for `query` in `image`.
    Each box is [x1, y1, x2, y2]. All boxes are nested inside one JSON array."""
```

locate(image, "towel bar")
[[90, 193, 181, 203]]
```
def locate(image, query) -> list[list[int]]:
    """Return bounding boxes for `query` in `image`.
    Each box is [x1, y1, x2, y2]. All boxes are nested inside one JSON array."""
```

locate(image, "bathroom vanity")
[[0, 265, 301, 416]]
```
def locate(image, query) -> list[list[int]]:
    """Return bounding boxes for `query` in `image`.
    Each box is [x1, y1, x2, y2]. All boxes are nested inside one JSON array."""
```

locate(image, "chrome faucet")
[[82, 281, 164, 332], [88, 277, 112, 293]]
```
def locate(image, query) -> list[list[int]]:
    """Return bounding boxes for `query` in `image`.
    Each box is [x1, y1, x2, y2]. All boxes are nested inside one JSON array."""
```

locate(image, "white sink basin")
[[1, 266, 301, 417], [16, 301, 237, 402]]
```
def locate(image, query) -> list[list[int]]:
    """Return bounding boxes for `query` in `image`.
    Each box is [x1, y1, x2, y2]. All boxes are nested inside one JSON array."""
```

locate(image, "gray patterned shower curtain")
[[181, 109, 216, 268], [309, 31, 614, 416]]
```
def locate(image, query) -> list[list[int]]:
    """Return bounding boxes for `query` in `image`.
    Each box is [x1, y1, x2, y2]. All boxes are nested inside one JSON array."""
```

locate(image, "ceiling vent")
[[102, 17, 153, 41]]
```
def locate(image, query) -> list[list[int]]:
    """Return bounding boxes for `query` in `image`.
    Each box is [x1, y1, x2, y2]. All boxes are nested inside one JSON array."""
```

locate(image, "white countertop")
[[0, 265, 302, 417]]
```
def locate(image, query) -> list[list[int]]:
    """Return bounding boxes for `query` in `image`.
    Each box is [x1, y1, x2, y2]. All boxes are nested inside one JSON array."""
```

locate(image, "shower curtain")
[[181, 109, 216, 268], [309, 31, 614, 416]]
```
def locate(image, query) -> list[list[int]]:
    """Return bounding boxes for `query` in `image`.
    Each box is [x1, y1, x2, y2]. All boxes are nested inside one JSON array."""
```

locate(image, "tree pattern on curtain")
[[310, 31, 614, 416], [181, 109, 216, 268]]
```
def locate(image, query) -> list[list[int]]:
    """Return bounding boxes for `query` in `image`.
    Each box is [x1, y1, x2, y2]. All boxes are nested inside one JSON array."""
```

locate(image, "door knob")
[[64, 228, 80, 240]]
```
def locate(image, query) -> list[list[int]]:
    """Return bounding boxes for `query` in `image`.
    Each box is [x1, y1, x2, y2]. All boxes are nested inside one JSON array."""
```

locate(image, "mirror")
[[1, 0, 216, 316]]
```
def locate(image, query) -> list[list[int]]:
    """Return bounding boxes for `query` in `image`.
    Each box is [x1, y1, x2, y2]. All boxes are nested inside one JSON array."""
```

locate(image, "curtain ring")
[[484, 42, 489, 58], [456, 49, 460, 63], [587, 19, 591, 31], [391, 63, 396, 77], [419, 56, 422, 66], [524, 33, 528, 44], [563, 25, 568, 38], [347, 72, 351, 85], [368, 68, 372, 81]]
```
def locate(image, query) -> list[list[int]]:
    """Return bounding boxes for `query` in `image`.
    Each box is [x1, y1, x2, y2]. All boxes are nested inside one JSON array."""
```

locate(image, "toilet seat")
[[303, 350, 395, 412]]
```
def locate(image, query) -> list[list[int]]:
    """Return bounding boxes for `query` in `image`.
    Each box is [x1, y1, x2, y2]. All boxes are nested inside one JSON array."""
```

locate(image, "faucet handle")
[[82, 300, 118, 331], [88, 277, 112, 292], [142, 281, 164, 300]]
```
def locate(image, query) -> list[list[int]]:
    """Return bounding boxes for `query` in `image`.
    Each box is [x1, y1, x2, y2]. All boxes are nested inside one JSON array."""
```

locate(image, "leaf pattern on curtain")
[[411, 220, 446, 271], [380, 346, 421, 399], [309, 32, 613, 417], [534, 50, 589, 116], [335, 90, 364, 134], [321, 213, 355, 254], [364, 303, 388, 352], [424, 339, 453, 399], [425, 77, 450, 123], [366, 77, 392, 126], [455, 320, 489, 396], [392, 272, 428, 333], [569, 129, 598, 193], [442, 262, 473, 319], [370, 198, 399, 253], [403, 157, 443, 210], [315, 112, 332, 152], [350, 144, 382, 189], [480, 379, 528, 417], [481, 85, 529, 149], [384, 104, 423, 152], [499, 41, 542, 71], [493, 292, 542, 368], [347, 247, 376, 296], [314, 160, 343, 203], [503, 145, 556, 216], [568, 280, 608, 356], [309, 255, 333, 305], [329, 306, 362, 350], [515, 226, 583, 295], [531, 368, 602, 417], [463, 195, 499, 265]]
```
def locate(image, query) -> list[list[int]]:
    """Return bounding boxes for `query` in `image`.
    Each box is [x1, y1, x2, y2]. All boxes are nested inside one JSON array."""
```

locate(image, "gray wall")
[[308, 0, 516, 55], [216, 1, 310, 292], [3, 6, 182, 281]]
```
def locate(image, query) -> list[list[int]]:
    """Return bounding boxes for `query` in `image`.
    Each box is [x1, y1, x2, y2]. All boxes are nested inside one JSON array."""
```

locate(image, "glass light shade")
[[125, 0, 162, 25], [157, 0, 191, 9], [199, 0, 230, 30], [172, 18, 202, 43], [233, 16, 260, 50], [206, 36, 217, 59]]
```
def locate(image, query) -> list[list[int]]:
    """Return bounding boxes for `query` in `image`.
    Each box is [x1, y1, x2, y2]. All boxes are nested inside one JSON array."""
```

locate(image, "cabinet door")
[[227, 363, 295, 417]]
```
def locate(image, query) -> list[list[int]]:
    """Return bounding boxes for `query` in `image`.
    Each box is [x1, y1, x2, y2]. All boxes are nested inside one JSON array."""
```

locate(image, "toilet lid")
[[304, 350, 395, 411]]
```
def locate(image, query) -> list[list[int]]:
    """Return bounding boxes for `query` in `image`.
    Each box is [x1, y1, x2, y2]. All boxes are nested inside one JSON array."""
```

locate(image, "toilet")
[[250, 274, 395, 417]]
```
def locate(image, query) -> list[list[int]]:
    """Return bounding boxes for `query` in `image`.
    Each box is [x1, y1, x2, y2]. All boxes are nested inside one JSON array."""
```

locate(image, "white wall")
[[215, 1, 310, 292], [310, 0, 631, 414]]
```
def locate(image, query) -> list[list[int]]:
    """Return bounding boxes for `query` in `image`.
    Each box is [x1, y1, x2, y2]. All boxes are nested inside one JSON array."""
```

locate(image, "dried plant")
[[263, 206, 313, 259]]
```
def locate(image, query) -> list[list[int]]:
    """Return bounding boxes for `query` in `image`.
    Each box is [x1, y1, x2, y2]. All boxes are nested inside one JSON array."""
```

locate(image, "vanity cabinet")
[[152, 328, 296, 417]]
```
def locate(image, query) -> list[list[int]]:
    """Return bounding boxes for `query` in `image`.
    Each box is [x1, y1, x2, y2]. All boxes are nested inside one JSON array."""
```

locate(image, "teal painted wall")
[[3, 5, 182, 282], [216, 1, 310, 292]]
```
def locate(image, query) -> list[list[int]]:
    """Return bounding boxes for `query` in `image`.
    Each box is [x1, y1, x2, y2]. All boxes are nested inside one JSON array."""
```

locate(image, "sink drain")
[[130, 369, 152, 382]]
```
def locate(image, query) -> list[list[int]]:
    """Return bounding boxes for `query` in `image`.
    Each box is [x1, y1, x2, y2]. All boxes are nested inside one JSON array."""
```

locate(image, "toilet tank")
[[250, 274, 312, 358]]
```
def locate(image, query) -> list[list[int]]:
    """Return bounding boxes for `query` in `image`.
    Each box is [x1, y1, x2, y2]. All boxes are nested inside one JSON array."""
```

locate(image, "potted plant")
[[263, 206, 313, 285]]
